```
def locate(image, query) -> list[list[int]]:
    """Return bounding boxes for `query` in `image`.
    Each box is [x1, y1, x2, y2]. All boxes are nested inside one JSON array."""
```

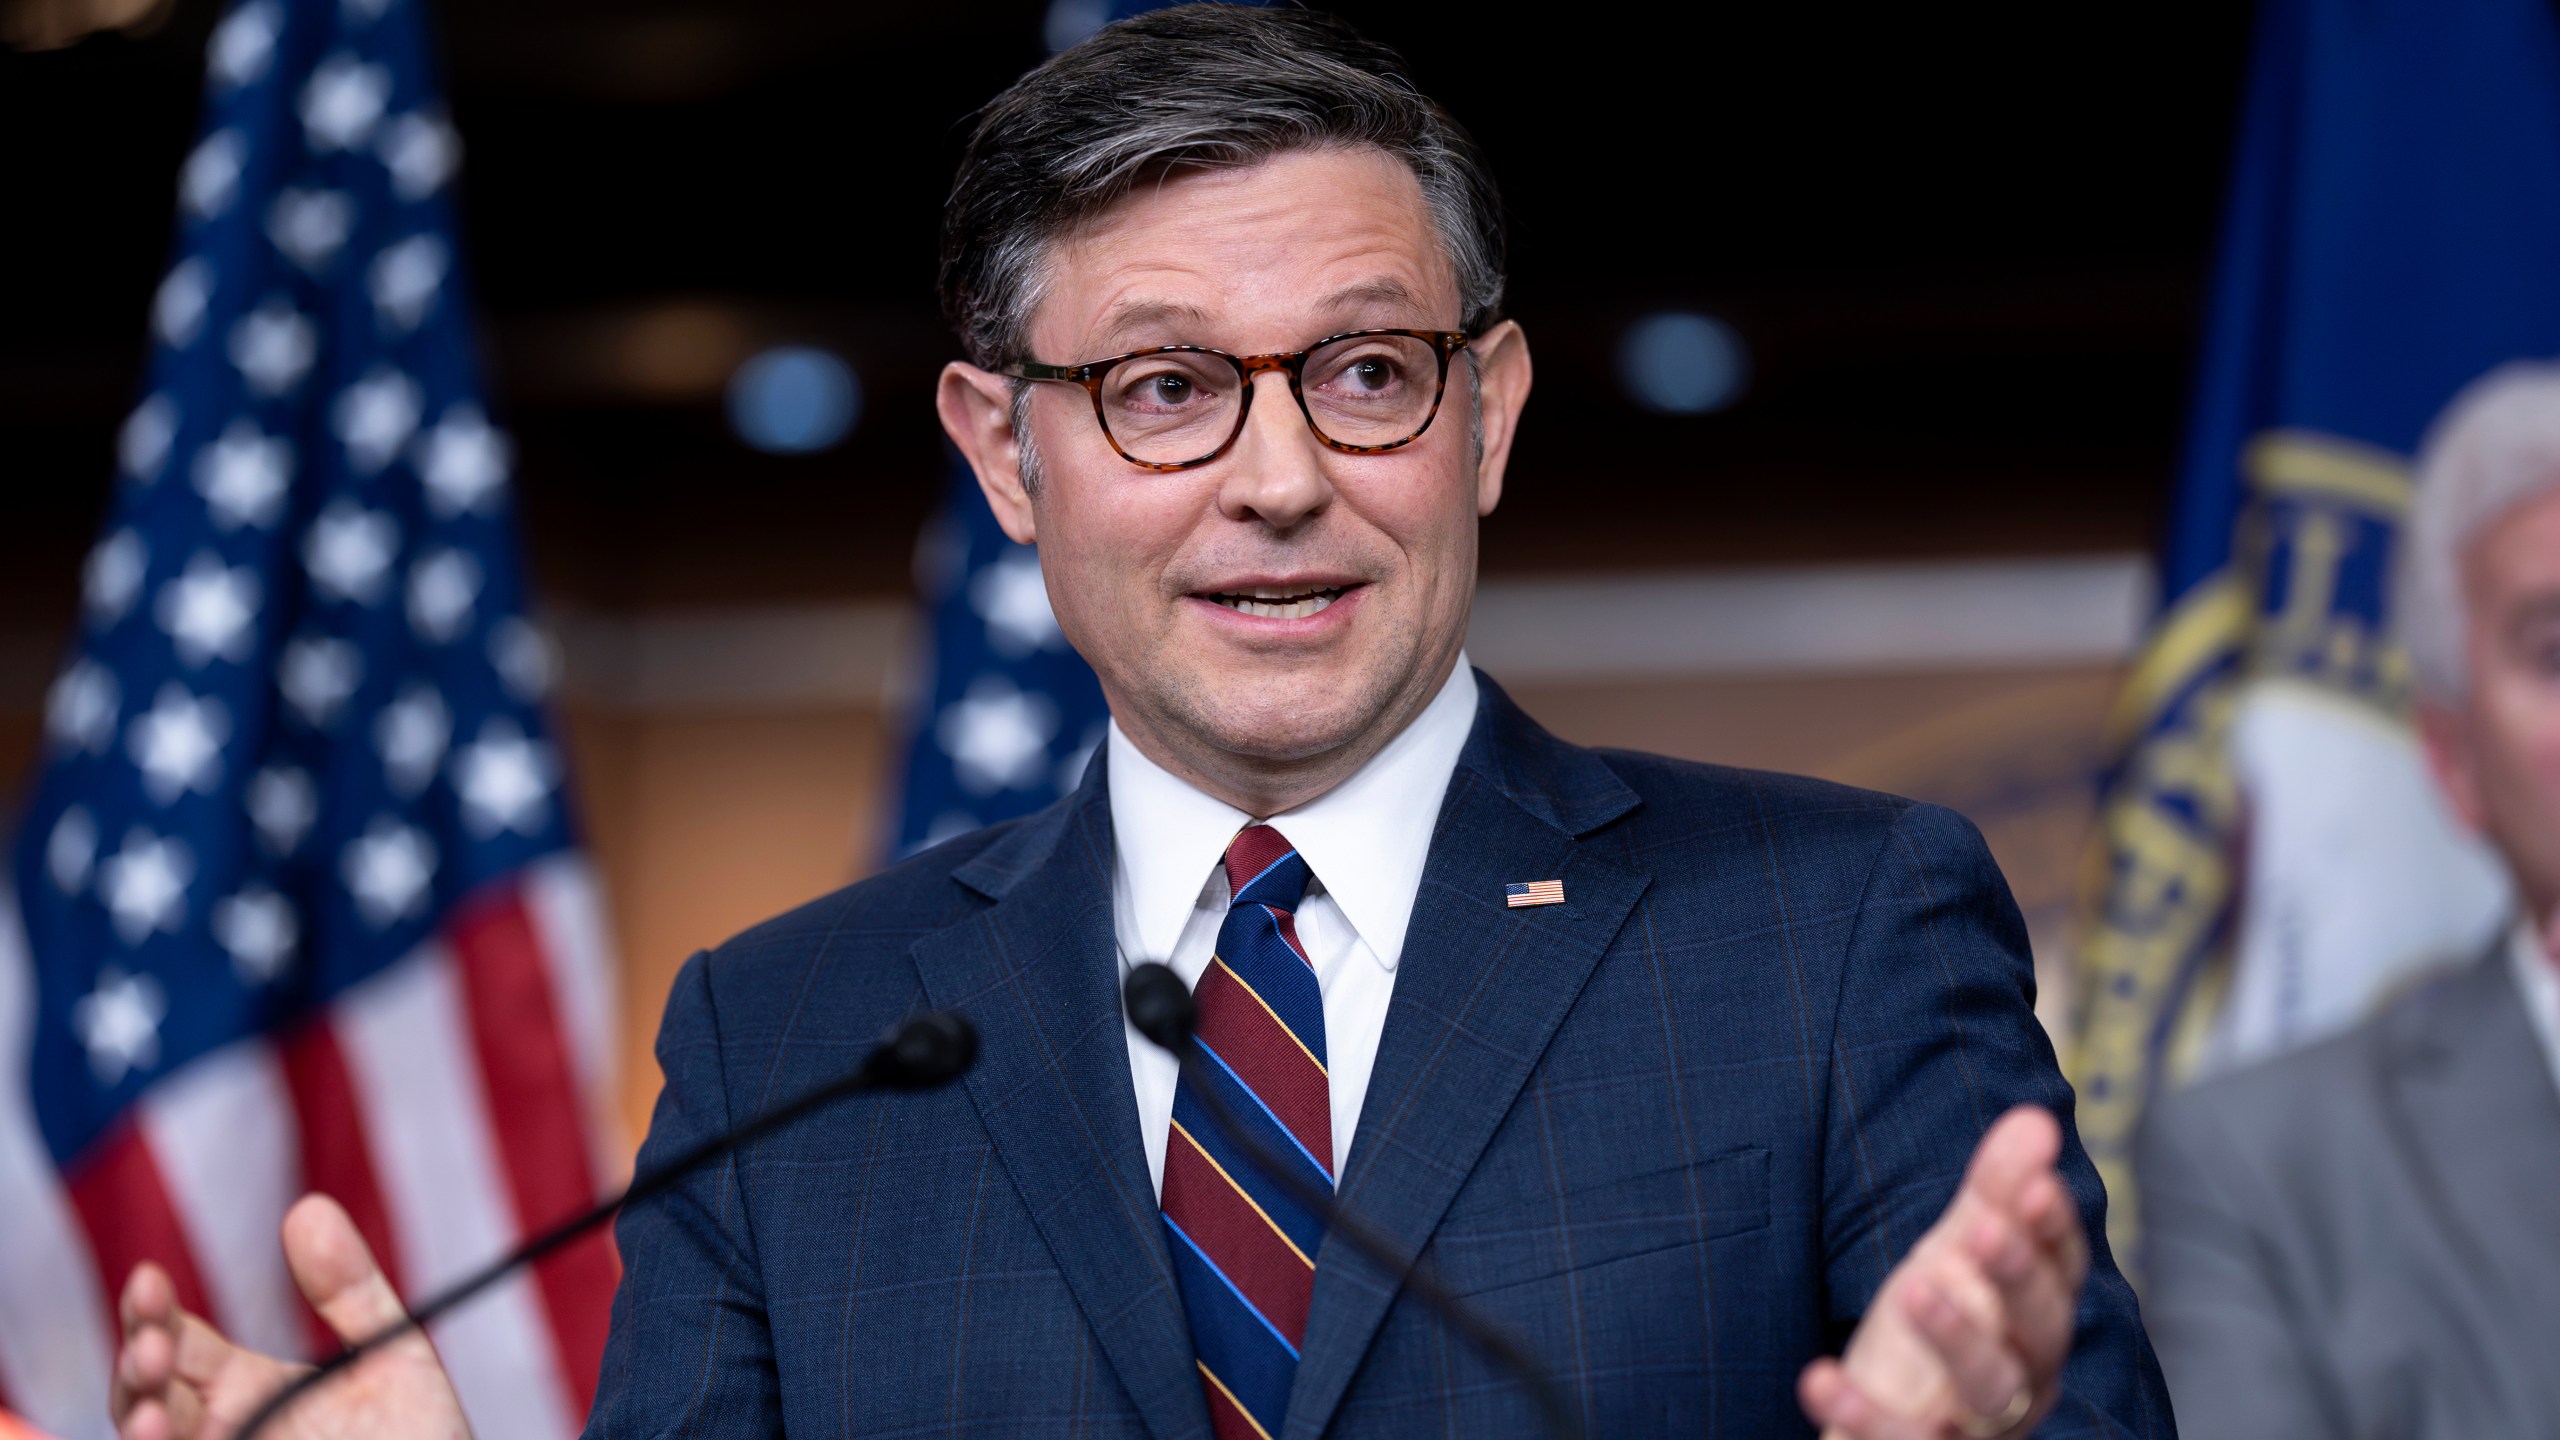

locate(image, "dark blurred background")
[[3, 3, 2252, 612], [0, 0, 2257, 1126]]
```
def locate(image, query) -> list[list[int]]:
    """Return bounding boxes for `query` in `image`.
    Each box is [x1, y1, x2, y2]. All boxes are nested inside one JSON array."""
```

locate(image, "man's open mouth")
[[1204, 584, 1349, 619]]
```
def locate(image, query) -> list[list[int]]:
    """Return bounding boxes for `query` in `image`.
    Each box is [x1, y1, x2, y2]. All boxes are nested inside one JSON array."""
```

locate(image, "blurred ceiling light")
[[1618, 311, 1749, 415], [728, 347, 861, 455], [1044, 0, 1110, 54]]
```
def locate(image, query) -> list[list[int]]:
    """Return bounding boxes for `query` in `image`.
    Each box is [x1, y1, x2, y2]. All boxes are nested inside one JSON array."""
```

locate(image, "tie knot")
[[1223, 823, 1310, 910]]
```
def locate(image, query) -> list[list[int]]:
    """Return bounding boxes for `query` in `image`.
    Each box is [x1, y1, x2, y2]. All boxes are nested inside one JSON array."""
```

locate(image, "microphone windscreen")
[[1122, 962, 1196, 1051], [880, 1010, 978, 1087]]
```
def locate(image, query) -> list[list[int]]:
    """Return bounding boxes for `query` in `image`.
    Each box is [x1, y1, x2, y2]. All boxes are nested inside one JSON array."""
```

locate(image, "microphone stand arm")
[[236, 1010, 976, 1440]]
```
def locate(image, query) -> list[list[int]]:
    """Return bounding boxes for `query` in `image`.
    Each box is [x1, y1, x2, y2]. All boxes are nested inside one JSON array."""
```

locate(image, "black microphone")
[[237, 1008, 978, 1440], [1123, 963, 1583, 1440]]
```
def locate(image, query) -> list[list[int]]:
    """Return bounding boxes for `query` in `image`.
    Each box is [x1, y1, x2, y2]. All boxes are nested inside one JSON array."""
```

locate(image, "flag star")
[[179, 128, 245, 220], [228, 300, 317, 398], [46, 659, 119, 755], [97, 828, 194, 945], [407, 548, 482, 643], [72, 966, 168, 1086], [47, 806, 98, 895], [334, 368, 423, 474], [248, 765, 318, 855], [85, 529, 148, 628], [156, 552, 260, 667], [205, 0, 281, 90], [936, 675, 1059, 795], [120, 394, 177, 483], [379, 110, 459, 201], [127, 683, 231, 806], [453, 718, 555, 838], [969, 549, 1065, 657], [415, 404, 510, 517], [212, 886, 299, 986], [488, 617, 555, 702], [194, 418, 295, 529], [154, 258, 213, 349], [368, 235, 447, 333], [301, 53, 391, 152], [269, 188, 356, 274], [305, 500, 400, 605], [375, 683, 450, 796], [342, 817, 436, 928], [278, 635, 362, 727]]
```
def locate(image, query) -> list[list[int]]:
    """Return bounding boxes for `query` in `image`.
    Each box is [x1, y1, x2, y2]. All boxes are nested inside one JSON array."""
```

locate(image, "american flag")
[[890, 458, 1111, 856], [0, 2, 619, 1436], [1504, 881, 1565, 909]]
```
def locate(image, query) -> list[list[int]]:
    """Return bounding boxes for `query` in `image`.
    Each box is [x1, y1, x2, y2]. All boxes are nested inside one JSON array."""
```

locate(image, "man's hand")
[[111, 1194, 470, 1440], [1797, 1106, 2089, 1440]]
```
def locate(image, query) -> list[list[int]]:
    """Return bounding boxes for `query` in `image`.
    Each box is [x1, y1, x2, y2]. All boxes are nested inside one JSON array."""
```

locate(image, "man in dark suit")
[[2137, 363, 2560, 1438], [110, 9, 2169, 1437]]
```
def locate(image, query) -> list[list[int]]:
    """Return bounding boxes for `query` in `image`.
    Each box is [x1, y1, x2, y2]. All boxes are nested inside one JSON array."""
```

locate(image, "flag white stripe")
[[336, 944, 576, 1440], [522, 855, 624, 1183], [138, 1039, 307, 1362], [0, 888, 117, 1440]]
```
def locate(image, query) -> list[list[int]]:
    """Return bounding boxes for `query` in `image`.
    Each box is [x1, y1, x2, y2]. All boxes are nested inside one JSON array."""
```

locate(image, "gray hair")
[[2397, 360, 2560, 704], [937, 4, 1507, 373]]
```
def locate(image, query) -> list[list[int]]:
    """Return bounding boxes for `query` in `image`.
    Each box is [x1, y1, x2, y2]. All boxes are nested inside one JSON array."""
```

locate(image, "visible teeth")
[[1213, 587, 1341, 619]]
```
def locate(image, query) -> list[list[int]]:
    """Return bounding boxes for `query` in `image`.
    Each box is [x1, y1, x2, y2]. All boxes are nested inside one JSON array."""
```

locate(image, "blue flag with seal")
[[2070, 0, 2560, 1262]]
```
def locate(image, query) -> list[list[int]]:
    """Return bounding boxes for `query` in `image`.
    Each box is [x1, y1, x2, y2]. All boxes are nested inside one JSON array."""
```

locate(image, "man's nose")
[[1213, 369, 1335, 530]]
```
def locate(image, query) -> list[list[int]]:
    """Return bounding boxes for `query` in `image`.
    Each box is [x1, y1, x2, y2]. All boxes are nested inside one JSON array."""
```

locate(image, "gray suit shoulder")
[[2143, 956, 2487, 1168]]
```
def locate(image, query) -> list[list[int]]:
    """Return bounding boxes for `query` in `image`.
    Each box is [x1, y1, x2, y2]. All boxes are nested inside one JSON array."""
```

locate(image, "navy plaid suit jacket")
[[586, 674, 2172, 1438]]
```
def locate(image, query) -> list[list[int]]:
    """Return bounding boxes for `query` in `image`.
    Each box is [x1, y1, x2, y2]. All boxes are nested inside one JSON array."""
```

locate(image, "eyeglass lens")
[[1098, 333, 1441, 464]]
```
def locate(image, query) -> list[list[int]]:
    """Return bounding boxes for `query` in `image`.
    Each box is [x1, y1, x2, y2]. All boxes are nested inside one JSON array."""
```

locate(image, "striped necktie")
[[1162, 823, 1333, 1440]]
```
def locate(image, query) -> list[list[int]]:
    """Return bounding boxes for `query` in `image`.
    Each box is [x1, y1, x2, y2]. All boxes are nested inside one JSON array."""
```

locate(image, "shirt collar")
[[1107, 655, 1478, 974]]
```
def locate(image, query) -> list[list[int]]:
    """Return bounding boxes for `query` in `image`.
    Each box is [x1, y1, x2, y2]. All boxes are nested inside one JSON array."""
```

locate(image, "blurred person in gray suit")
[[2138, 362, 2560, 1438]]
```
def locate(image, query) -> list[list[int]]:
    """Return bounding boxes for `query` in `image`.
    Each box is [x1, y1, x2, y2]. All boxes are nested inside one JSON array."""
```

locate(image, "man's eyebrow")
[[1092, 299, 1215, 349], [1312, 278, 1430, 315]]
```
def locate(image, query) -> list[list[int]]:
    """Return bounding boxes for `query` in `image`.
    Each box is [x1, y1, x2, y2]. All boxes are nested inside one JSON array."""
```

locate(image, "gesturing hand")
[[110, 1194, 471, 1440], [1797, 1106, 2089, 1440]]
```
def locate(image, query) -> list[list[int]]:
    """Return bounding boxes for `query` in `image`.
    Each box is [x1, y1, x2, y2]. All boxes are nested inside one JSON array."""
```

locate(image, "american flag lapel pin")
[[1505, 880, 1565, 909]]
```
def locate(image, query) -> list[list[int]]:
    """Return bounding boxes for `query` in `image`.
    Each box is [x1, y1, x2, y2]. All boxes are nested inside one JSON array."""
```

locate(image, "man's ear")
[[2416, 700, 2487, 833], [937, 360, 1037, 544], [1466, 319, 1533, 518]]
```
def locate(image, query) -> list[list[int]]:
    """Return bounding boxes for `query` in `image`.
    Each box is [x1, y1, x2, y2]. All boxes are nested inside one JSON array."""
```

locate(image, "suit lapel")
[[907, 767, 1208, 1440], [1285, 679, 1649, 1438]]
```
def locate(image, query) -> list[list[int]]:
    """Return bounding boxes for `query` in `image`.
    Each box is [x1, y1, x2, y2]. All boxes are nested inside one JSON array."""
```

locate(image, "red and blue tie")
[[1162, 823, 1333, 1440]]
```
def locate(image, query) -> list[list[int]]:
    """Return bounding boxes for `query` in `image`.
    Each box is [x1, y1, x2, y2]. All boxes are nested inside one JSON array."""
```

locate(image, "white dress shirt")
[[1110, 656, 1479, 1197], [2508, 916, 2560, 1100]]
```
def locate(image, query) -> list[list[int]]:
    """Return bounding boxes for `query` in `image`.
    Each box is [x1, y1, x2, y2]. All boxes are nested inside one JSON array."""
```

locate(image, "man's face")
[[942, 146, 1530, 796], [2422, 484, 2560, 928]]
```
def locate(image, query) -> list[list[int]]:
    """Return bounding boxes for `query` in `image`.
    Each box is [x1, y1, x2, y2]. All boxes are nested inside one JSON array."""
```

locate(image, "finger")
[[2019, 1173, 2090, 1290], [1959, 1106, 2061, 1214], [281, 1193, 413, 1349], [1798, 1357, 1936, 1440], [1905, 1270, 2029, 1422], [122, 1261, 175, 1337]]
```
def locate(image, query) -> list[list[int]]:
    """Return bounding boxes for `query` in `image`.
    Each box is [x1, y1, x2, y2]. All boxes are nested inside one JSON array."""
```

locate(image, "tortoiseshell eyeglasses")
[[1006, 328, 1472, 472]]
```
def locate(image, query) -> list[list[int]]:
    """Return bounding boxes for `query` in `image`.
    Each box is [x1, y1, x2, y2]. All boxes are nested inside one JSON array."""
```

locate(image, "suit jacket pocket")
[[1427, 1146, 1769, 1297]]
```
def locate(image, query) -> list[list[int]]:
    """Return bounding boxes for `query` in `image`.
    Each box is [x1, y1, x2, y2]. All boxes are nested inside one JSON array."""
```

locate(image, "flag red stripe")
[[64, 1120, 211, 1350], [447, 884, 618, 1414], [277, 1019, 408, 1357]]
